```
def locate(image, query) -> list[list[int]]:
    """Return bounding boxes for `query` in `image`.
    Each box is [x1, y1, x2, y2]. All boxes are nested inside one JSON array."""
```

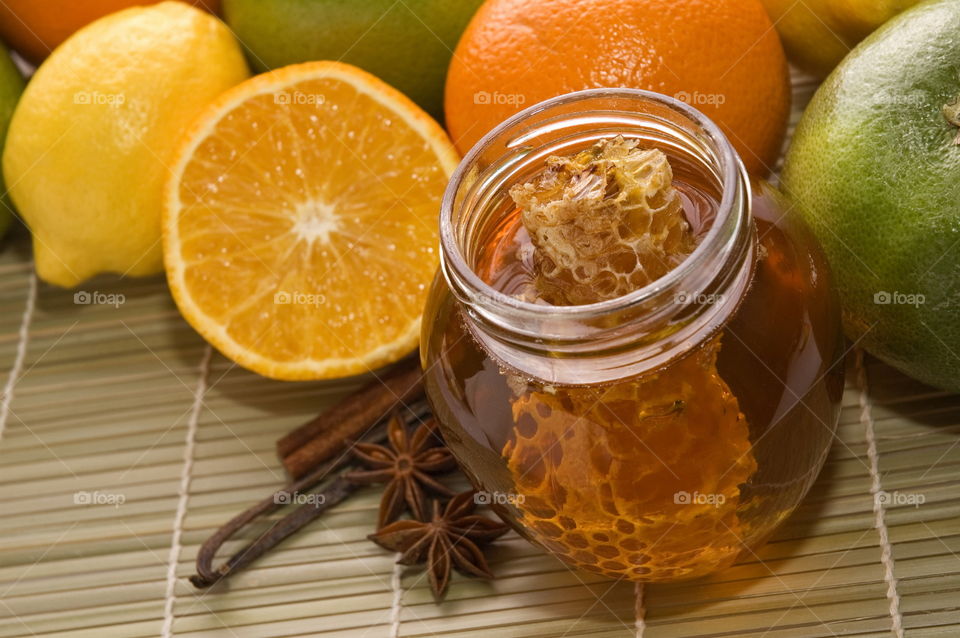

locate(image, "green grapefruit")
[[781, 0, 960, 391], [0, 42, 24, 238], [221, 0, 484, 119]]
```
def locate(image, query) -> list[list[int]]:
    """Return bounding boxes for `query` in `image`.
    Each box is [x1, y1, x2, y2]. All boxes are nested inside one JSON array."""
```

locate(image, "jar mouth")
[[439, 88, 744, 324]]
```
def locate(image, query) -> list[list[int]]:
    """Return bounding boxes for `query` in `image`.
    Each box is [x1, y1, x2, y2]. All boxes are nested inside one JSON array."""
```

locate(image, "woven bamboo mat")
[[1, 72, 959, 638]]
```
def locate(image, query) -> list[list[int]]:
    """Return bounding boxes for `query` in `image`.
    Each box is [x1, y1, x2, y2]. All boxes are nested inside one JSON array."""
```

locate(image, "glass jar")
[[421, 89, 844, 582]]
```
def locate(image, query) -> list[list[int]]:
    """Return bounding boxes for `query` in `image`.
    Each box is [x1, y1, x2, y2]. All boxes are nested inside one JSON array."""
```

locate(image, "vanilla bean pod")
[[191, 400, 431, 588]]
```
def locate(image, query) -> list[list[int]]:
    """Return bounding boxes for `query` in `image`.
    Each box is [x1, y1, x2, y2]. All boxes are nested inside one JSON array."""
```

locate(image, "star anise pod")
[[368, 491, 511, 598], [344, 412, 457, 528]]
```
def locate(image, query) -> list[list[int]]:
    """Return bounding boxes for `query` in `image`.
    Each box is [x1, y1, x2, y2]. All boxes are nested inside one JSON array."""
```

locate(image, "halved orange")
[[163, 61, 459, 380]]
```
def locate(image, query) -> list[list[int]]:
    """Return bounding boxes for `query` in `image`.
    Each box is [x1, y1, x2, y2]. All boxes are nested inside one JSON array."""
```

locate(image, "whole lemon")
[[2, 2, 248, 287], [781, 0, 960, 391], [761, 0, 921, 77]]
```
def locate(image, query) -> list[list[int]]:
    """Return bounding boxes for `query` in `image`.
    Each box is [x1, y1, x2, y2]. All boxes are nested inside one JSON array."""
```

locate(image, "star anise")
[[368, 491, 511, 598], [344, 412, 457, 528]]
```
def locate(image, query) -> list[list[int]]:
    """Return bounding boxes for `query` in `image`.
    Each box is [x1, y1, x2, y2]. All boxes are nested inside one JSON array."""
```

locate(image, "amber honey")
[[422, 89, 843, 582]]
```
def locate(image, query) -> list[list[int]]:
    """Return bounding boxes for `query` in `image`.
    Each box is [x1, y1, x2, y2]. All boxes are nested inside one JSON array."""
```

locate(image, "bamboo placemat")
[[0, 72, 958, 638]]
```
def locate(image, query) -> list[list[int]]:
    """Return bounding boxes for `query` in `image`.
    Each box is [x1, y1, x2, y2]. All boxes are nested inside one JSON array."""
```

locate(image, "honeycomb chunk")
[[509, 136, 697, 305], [502, 136, 756, 581], [504, 337, 756, 580]]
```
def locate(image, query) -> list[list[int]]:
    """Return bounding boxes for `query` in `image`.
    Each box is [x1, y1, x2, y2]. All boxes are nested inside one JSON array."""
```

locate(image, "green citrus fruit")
[[0, 42, 24, 239], [221, 0, 484, 119], [781, 0, 960, 391]]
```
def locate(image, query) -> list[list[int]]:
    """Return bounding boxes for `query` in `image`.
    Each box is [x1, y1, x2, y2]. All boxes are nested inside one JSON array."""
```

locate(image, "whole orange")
[[0, 0, 221, 64], [445, 0, 789, 176]]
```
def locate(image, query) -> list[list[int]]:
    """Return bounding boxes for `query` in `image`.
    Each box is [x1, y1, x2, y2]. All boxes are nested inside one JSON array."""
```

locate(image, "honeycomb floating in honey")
[[509, 136, 697, 306], [504, 136, 756, 580], [505, 338, 756, 580]]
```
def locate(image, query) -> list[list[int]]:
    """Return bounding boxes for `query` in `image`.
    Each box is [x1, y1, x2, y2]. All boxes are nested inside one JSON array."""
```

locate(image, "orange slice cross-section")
[[163, 61, 459, 380]]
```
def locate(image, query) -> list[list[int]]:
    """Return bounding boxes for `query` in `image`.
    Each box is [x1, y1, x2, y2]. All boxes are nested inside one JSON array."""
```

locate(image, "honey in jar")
[[421, 89, 843, 581]]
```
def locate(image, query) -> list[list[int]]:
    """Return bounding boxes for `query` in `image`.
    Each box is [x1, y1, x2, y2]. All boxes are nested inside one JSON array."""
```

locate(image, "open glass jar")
[[421, 89, 844, 582]]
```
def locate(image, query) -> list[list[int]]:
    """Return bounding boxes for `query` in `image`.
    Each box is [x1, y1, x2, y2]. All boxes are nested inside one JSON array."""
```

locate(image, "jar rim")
[[439, 88, 744, 323]]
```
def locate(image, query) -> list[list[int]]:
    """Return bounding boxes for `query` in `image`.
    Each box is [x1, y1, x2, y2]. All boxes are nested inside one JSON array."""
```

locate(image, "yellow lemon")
[[761, 0, 921, 77], [2, 1, 249, 287]]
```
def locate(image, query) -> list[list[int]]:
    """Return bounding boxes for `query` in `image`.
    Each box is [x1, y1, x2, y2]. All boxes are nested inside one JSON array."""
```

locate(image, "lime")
[[222, 0, 484, 119], [0, 42, 24, 238], [781, 0, 960, 391]]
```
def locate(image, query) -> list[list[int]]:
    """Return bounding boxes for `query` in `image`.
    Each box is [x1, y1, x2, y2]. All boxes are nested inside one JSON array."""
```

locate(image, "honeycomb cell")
[[508, 136, 697, 305], [504, 337, 756, 580]]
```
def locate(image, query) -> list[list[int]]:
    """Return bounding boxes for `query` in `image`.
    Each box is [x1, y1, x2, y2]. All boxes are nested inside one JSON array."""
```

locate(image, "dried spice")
[[278, 361, 424, 478], [368, 491, 510, 598], [344, 412, 457, 528], [192, 375, 511, 601]]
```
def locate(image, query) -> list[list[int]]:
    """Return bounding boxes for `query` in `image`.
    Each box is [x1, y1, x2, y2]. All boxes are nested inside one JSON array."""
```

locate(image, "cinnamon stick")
[[278, 359, 424, 478]]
